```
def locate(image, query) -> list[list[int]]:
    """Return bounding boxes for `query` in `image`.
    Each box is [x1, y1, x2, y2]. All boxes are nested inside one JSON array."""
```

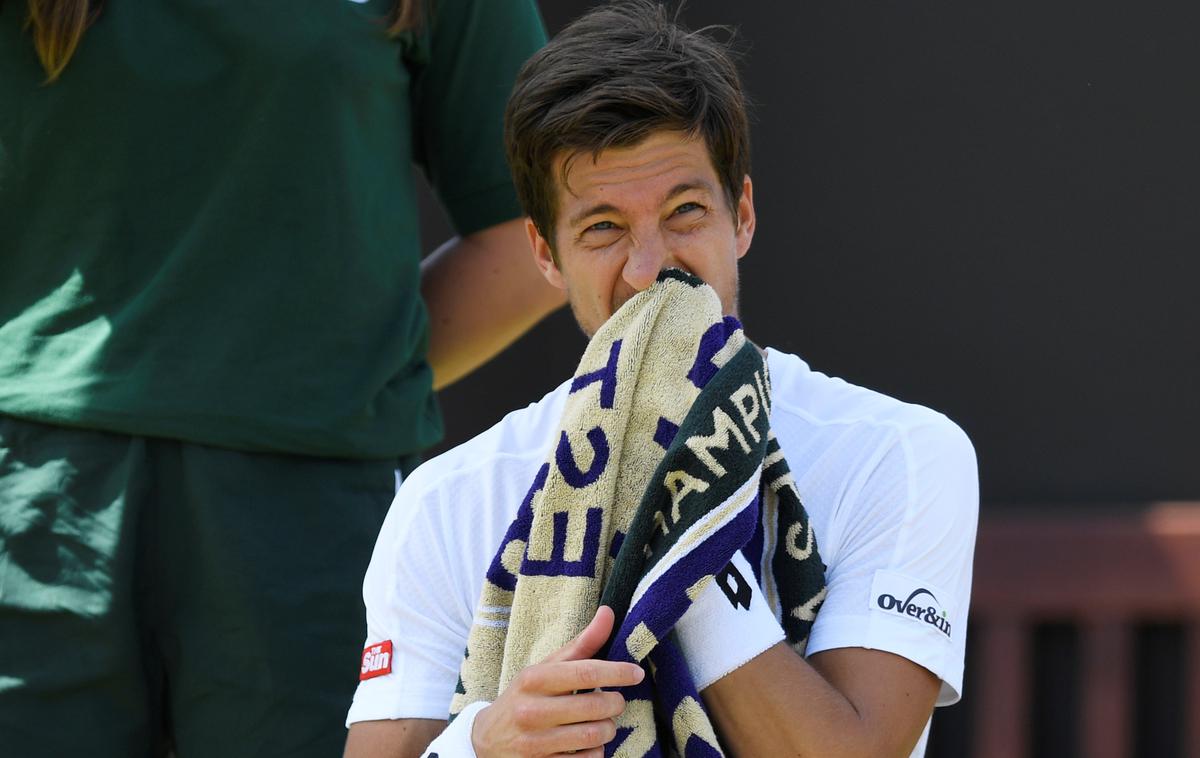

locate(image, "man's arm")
[[672, 552, 940, 757], [344, 719, 445, 758], [421, 217, 566, 389], [345, 635, 938, 758], [702, 416, 977, 755], [343, 607, 641, 758], [703, 644, 939, 757]]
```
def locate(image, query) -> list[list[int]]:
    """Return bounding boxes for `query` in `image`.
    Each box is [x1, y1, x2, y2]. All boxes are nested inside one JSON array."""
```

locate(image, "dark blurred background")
[[427, 1, 1199, 504], [418, 3, 1200, 756]]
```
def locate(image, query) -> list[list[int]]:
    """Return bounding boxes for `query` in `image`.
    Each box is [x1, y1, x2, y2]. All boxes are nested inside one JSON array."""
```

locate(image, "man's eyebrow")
[[568, 202, 621, 229], [664, 181, 715, 202], [568, 181, 716, 228]]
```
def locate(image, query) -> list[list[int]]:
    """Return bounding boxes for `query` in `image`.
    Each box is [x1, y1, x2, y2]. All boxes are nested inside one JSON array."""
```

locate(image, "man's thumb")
[[547, 605, 615, 662]]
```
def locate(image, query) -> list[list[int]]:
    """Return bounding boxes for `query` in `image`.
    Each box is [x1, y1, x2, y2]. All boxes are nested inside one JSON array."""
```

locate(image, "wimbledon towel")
[[450, 270, 827, 756]]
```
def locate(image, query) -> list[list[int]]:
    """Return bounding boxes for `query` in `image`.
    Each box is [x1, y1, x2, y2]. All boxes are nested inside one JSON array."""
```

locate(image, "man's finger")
[[544, 605, 615, 664], [519, 658, 645, 695], [549, 749, 604, 758], [535, 718, 619, 755], [501, 689, 625, 730], [536, 689, 627, 726]]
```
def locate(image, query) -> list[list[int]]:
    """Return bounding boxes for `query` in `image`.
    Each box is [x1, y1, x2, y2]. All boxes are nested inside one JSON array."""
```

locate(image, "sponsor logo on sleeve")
[[360, 640, 393, 681], [869, 570, 953, 638]]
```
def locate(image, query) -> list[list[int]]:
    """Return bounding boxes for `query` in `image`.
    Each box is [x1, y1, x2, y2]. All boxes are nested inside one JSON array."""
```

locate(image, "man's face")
[[527, 131, 756, 337]]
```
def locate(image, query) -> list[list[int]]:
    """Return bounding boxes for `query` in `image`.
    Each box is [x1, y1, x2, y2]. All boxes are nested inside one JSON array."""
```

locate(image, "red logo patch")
[[360, 640, 393, 681]]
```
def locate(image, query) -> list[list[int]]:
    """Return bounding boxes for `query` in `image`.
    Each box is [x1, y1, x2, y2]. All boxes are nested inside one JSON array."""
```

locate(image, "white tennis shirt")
[[349, 348, 979, 757]]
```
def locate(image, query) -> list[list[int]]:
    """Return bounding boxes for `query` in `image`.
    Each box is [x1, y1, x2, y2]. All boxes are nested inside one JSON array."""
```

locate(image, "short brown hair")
[[505, 0, 751, 244]]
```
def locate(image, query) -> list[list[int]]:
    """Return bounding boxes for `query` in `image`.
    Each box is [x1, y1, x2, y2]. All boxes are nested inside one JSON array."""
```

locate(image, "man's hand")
[[471, 606, 645, 758]]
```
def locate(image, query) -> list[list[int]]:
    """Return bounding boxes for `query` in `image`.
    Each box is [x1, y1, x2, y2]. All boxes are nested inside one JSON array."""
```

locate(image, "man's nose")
[[622, 232, 679, 292]]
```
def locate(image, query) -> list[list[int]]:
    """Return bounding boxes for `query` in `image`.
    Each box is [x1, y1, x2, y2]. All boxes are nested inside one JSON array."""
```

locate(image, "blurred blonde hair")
[[18, 0, 422, 84]]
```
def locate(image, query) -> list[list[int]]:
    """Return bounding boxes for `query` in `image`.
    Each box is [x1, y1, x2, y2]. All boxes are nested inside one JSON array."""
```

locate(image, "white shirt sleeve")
[[346, 448, 546, 727], [805, 417, 979, 706], [346, 475, 473, 725]]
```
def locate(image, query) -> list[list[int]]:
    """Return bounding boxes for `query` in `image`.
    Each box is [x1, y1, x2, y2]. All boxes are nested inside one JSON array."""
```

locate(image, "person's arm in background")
[[421, 218, 564, 389], [408, 0, 563, 389]]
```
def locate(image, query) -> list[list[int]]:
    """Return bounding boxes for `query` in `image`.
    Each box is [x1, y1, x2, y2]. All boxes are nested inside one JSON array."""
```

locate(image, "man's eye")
[[586, 220, 618, 232], [673, 202, 705, 215]]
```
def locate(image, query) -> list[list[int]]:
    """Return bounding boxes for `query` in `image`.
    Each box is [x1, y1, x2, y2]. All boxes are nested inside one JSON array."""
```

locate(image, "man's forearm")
[[343, 718, 445, 758], [701, 643, 938, 758], [420, 218, 565, 389]]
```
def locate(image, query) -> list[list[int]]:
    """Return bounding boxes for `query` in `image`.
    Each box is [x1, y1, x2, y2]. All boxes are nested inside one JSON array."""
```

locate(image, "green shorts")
[[0, 415, 398, 757]]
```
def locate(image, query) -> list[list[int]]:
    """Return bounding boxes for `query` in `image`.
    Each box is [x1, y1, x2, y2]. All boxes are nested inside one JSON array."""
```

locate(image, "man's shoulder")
[[764, 348, 975, 489], [403, 379, 572, 496], [766, 348, 971, 445], [766, 352, 978, 711]]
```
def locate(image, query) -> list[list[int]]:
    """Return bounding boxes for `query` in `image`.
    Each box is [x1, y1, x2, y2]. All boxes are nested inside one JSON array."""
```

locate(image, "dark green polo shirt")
[[0, 0, 545, 458]]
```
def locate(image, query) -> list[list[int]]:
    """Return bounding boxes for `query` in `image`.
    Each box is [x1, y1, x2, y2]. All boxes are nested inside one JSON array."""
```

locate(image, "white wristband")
[[674, 550, 785, 691], [421, 700, 489, 758]]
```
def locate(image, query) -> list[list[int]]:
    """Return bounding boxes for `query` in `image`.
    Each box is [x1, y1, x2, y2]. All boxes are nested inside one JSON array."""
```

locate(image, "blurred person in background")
[[0, 1, 561, 755]]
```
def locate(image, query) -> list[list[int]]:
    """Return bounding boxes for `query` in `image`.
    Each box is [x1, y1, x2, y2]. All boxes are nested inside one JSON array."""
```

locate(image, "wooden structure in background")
[[970, 504, 1200, 757]]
